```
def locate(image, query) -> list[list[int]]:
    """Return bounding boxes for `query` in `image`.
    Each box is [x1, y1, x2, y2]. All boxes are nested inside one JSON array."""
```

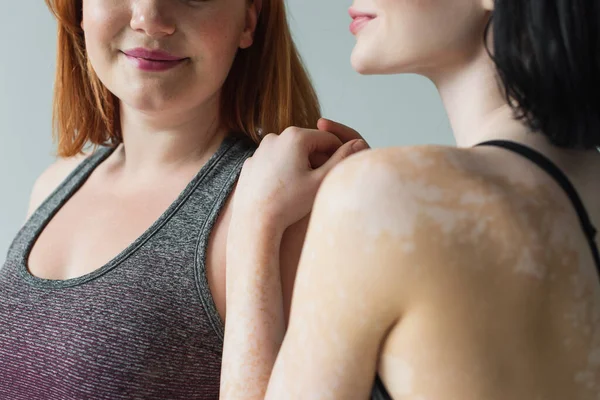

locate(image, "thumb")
[[317, 118, 368, 144], [314, 139, 369, 179]]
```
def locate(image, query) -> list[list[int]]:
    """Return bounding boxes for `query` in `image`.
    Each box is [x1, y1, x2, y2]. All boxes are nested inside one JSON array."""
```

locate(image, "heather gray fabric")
[[0, 134, 256, 399]]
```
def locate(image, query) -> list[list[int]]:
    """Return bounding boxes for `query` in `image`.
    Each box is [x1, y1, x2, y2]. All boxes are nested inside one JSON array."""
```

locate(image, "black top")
[[477, 140, 599, 279]]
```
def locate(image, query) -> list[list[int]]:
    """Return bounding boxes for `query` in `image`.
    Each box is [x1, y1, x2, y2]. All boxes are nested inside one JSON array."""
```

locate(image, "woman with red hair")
[[0, 0, 365, 398]]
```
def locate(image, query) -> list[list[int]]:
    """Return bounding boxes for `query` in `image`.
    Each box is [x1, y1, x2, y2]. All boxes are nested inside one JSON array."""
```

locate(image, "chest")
[[29, 177, 207, 274], [0, 262, 223, 399]]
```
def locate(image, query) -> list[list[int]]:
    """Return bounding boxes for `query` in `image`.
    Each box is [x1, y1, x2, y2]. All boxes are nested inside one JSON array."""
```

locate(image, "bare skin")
[[221, 0, 600, 398], [220, 123, 369, 399], [22, 0, 258, 290], [22, 0, 315, 329], [266, 145, 600, 400], [24, 140, 309, 323]]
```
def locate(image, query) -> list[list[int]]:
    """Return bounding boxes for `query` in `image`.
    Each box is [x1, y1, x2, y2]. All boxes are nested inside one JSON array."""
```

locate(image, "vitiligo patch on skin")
[[326, 160, 453, 243], [460, 191, 493, 205], [325, 147, 576, 280], [307, 146, 600, 399], [514, 249, 547, 279]]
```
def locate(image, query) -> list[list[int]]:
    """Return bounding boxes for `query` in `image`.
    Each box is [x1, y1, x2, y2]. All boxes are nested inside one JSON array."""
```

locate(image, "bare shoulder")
[[312, 144, 568, 281], [27, 152, 90, 218], [321, 145, 474, 192], [318, 143, 556, 223], [316, 145, 497, 227], [304, 145, 598, 400], [302, 146, 485, 306]]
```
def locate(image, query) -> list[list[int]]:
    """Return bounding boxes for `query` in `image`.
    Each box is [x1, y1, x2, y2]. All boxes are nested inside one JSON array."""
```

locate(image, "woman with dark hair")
[[221, 0, 600, 398]]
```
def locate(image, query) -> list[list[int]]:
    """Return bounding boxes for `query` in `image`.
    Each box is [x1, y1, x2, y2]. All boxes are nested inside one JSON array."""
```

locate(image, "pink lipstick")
[[122, 48, 188, 72], [349, 8, 376, 35]]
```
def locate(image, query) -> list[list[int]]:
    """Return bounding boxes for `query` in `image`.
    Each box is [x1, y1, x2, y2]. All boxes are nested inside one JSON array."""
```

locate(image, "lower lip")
[[123, 54, 187, 72], [350, 17, 374, 35]]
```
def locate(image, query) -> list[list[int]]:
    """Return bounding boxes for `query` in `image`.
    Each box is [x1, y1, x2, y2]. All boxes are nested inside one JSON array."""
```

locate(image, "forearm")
[[220, 218, 286, 400]]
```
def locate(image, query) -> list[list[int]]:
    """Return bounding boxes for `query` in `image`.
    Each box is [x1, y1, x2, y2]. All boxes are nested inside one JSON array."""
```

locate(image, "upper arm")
[[266, 152, 412, 399], [279, 214, 310, 325], [26, 154, 88, 219]]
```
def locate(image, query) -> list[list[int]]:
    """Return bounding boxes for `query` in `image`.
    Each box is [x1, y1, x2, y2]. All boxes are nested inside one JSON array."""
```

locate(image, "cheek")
[[377, 0, 451, 51], [188, 11, 246, 67], [82, 1, 128, 66], [352, 0, 485, 74], [351, 0, 439, 69], [82, 0, 127, 41], [375, 0, 437, 15]]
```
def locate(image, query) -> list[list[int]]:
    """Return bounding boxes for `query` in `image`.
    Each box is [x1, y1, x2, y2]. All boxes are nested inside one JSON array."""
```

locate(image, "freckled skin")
[[266, 146, 600, 400]]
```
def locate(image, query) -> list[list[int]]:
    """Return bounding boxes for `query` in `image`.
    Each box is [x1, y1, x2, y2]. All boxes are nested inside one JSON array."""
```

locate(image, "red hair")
[[45, 0, 321, 157]]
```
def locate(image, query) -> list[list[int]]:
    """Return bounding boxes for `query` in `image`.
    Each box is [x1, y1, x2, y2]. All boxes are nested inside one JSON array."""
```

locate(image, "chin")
[[350, 49, 378, 75], [351, 47, 424, 76], [351, 53, 398, 76], [119, 91, 174, 113]]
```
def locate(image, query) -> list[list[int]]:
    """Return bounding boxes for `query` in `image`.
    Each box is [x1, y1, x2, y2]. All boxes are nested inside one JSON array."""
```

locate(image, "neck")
[[430, 46, 532, 148], [428, 49, 600, 222], [429, 45, 598, 161], [115, 94, 227, 176]]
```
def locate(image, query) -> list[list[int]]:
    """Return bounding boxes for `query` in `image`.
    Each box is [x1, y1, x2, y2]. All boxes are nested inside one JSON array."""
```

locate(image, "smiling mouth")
[[122, 48, 185, 61], [122, 53, 188, 72], [120, 48, 189, 72]]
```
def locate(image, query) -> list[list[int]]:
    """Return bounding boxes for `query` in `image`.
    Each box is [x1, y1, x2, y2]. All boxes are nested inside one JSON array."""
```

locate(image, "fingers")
[[314, 139, 369, 179], [317, 118, 368, 145], [309, 153, 330, 169], [275, 126, 369, 172], [280, 127, 343, 157]]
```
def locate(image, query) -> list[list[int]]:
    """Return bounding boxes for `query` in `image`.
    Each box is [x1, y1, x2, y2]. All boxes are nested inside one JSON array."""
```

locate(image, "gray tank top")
[[0, 134, 256, 399]]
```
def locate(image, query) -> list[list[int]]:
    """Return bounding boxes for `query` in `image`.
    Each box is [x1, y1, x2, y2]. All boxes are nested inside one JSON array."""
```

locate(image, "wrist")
[[229, 208, 286, 244], [227, 213, 285, 268], [225, 218, 285, 306]]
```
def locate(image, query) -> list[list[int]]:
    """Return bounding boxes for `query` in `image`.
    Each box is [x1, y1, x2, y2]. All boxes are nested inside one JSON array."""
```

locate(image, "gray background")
[[0, 1, 452, 258]]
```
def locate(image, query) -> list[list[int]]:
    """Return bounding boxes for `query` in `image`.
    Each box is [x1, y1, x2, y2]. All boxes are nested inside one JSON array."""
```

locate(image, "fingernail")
[[352, 140, 369, 152]]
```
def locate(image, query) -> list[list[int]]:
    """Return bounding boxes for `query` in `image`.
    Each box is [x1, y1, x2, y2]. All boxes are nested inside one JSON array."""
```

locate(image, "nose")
[[130, 0, 176, 39]]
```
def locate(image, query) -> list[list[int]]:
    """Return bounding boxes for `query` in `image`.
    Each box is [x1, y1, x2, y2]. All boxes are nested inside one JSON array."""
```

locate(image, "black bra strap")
[[477, 140, 600, 279]]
